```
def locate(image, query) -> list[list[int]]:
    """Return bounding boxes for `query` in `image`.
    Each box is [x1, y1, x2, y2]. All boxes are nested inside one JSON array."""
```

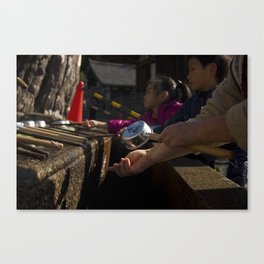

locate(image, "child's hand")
[[117, 127, 126, 135], [82, 119, 107, 129], [83, 119, 96, 128], [109, 149, 152, 177]]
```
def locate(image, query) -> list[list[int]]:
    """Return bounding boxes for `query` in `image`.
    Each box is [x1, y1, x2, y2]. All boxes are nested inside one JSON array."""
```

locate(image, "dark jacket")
[[154, 88, 247, 187]]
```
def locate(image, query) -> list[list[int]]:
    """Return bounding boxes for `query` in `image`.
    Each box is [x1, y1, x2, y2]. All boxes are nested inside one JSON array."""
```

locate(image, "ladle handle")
[[17, 134, 64, 149], [148, 133, 161, 142], [186, 145, 235, 160], [147, 133, 235, 160]]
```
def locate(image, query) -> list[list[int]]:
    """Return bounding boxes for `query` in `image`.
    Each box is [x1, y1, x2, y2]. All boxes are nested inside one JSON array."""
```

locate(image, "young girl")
[[83, 76, 190, 134]]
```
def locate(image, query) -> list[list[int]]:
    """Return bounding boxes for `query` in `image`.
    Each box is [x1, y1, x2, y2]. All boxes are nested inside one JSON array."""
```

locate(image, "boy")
[[155, 55, 229, 129]]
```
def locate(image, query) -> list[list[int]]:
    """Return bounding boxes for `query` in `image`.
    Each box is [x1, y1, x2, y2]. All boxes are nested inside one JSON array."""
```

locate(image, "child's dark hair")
[[187, 55, 230, 83], [174, 80, 192, 102], [148, 76, 191, 102]]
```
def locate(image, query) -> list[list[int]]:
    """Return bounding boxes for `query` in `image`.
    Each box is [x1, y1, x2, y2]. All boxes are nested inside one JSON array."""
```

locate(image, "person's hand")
[[109, 149, 153, 177], [160, 121, 202, 148], [117, 127, 126, 134], [82, 119, 96, 128], [82, 119, 107, 129]]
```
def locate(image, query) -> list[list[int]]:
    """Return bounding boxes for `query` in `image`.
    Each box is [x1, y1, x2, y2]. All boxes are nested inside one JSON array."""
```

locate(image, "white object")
[[122, 120, 152, 150], [17, 122, 24, 128], [214, 158, 229, 177], [23, 120, 35, 127], [51, 120, 71, 125], [35, 120, 46, 127]]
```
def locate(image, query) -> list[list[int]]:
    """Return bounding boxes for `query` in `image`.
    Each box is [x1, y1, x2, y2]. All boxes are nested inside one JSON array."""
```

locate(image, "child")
[[111, 55, 247, 186], [84, 76, 190, 134]]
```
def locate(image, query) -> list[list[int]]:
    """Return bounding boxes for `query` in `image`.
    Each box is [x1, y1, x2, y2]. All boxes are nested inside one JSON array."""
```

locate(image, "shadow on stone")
[[195, 188, 248, 209], [17, 167, 57, 209], [56, 168, 71, 209]]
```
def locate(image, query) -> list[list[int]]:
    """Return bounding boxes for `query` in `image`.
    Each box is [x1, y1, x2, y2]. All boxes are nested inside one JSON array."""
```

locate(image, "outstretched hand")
[[109, 149, 153, 177]]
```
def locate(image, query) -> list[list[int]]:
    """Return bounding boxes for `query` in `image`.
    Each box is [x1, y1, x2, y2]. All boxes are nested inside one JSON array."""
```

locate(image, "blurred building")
[[83, 55, 188, 120], [136, 55, 188, 92], [85, 58, 141, 119]]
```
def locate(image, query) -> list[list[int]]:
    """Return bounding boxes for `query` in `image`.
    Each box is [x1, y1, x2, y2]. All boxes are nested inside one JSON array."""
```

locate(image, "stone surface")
[[167, 157, 247, 209], [17, 137, 111, 209], [17, 135, 247, 209], [90, 140, 247, 209]]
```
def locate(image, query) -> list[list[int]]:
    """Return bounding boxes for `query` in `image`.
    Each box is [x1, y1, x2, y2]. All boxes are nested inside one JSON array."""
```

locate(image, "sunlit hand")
[[82, 119, 107, 129], [160, 121, 202, 148], [82, 119, 96, 128], [108, 149, 153, 177]]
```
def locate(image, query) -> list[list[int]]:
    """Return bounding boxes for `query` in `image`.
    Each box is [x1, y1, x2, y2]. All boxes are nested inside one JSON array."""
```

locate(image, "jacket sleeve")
[[164, 100, 191, 126], [193, 73, 247, 151], [153, 102, 189, 133], [194, 75, 243, 119], [226, 100, 247, 151], [108, 111, 152, 134], [108, 119, 136, 134], [166, 105, 186, 125]]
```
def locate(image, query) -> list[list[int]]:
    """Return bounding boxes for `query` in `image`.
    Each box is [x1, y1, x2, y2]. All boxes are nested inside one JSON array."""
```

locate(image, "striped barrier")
[[90, 105, 111, 116], [87, 91, 141, 119]]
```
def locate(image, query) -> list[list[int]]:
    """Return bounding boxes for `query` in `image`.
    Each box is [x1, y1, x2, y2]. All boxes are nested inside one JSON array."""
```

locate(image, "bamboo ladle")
[[121, 121, 235, 160]]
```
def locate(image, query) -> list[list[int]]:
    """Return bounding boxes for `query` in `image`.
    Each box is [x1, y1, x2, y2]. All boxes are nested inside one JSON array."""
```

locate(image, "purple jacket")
[[107, 100, 183, 134]]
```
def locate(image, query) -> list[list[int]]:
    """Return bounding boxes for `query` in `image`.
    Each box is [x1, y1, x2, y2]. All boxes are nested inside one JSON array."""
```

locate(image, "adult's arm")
[[193, 72, 247, 151], [110, 143, 191, 177], [160, 115, 235, 148]]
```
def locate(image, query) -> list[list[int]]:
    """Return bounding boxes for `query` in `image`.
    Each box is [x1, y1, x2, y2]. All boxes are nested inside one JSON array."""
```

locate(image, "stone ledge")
[[93, 143, 247, 209], [149, 157, 248, 209], [17, 137, 112, 209]]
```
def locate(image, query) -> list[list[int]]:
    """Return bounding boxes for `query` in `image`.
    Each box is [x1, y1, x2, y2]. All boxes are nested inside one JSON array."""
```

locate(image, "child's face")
[[187, 57, 215, 92], [144, 84, 163, 110]]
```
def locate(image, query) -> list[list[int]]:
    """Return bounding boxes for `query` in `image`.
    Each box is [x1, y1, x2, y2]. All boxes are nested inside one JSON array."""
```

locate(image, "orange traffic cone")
[[67, 81, 84, 123]]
